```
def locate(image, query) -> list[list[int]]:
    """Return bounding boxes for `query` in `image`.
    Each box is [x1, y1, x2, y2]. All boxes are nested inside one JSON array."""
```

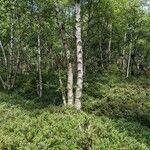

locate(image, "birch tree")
[[75, 0, 83, 110], [55, 2, 74, 106], [37, 33, 43, 97]]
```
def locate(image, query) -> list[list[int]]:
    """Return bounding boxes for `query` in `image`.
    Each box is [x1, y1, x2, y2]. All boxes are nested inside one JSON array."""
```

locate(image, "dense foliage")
[[0, 72, 150, 149], [83, 71, 150, 126], [0, 0, 149, 100]]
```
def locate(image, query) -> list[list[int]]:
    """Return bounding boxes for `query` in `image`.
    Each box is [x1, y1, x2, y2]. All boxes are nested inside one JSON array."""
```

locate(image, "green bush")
[[0, 71, 150, 149], [83, 72, 150, 126], [0, 92, 150, 149]]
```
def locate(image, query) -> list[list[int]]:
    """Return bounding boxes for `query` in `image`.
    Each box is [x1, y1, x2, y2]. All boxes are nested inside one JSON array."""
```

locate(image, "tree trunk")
[[58, 71, 67, 106], [0, 40, 7, 67], [99, 30, 104, 69], [67, 62, 74, 105], [75, 0, 83, 110], [37, 33, 43, 97], [107, 23, 112, 66], [0, 75, 6, 89], [55, 3, 74, 106], [7, 13, 14, 90], [122, 32, 127, 72], [126, 41, 132, 78], [11, 49, 20, 89]]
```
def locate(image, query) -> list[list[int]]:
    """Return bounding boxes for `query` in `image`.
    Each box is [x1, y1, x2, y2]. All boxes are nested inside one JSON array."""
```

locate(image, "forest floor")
[[0, 72, 150, 149]]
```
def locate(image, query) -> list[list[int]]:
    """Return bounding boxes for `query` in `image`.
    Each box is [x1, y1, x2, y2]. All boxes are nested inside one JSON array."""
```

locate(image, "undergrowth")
[[0, 71, 150, 149]]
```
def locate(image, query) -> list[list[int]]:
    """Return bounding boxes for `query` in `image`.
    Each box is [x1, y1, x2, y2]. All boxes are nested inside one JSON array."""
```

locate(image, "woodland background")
[[0, 0, 150, 149]]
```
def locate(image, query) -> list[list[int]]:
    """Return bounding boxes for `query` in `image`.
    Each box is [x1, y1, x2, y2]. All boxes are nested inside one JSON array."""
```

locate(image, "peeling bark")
[[75, 0, 83, 110]]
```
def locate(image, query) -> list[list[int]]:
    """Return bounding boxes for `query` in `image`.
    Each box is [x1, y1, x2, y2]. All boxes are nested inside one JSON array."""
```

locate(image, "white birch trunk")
[[126, 41, 132, 78], [108, 23, 112, 65], [37, 34, 43, 97], [75, 0, 83, 110]]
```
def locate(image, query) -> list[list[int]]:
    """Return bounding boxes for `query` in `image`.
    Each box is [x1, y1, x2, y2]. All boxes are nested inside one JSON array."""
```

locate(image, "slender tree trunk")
[[0, 40, 7, 67], [126, 41, 132, 78], [108, 23, 112, 66], [7, 13, 14, 90], [137, 62, 140, 75], [55, 3, 74, 106], [11, 10, 22, 88], [75, 0, 83, 110], [37, 33, 43, 97], [122, 32, 127, 72], [0, 75, 6, 89], [58, 71, 67, 106], [100, 40, 104, 68], [98, 30, 104, 69], [11, 49, 20, 89], [67, 62, 74, 105]]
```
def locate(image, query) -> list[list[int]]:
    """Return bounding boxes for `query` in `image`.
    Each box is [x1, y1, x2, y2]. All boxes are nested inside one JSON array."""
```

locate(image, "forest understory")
[[0, 71, 150, 149]]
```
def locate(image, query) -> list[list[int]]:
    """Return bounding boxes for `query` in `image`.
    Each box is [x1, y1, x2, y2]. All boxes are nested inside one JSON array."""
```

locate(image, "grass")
[[0, 71, 150, 149]]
